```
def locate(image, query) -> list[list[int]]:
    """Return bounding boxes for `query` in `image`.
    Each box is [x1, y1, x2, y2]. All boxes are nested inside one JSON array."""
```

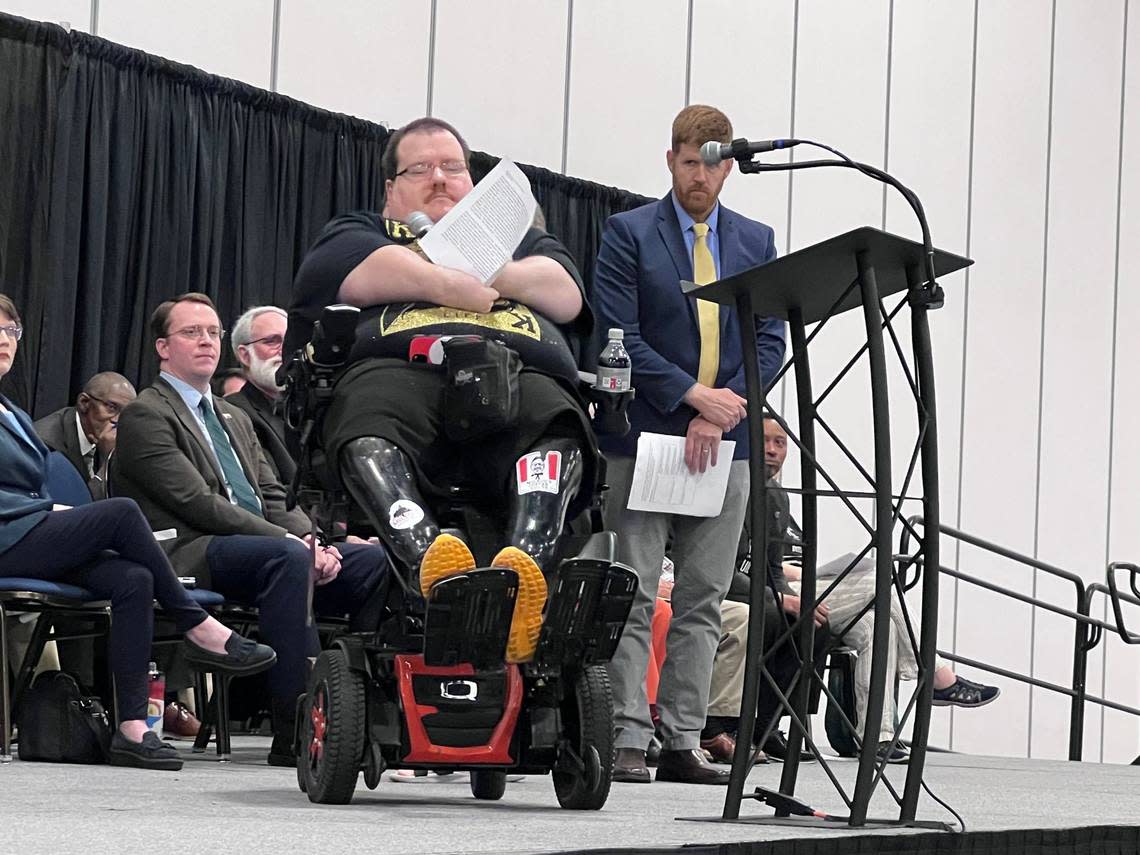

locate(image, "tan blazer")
[[110, 376, 310, 585]]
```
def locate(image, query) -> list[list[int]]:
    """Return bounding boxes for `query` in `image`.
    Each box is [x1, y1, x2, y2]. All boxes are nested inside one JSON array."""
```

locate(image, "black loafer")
[[108, 730, 183, 771], [183, 632, 276, 676]]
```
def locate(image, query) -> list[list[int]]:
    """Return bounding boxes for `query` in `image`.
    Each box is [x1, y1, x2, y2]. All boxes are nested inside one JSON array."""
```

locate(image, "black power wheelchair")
[[280, 305, 638, 809]]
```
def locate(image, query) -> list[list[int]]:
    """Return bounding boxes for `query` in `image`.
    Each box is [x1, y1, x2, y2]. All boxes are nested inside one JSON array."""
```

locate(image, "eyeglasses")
[[85, 394, 125, 416], [0, 324, 23, 341], [243, 334, 284, 350], [169, 325, 226, 341], [395, 160, 469, 180]]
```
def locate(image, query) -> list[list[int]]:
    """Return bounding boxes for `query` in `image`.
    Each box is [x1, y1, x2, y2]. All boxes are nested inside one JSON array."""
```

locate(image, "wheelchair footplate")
[[422, 568, 518, 669], [532, 558, 638, 670]]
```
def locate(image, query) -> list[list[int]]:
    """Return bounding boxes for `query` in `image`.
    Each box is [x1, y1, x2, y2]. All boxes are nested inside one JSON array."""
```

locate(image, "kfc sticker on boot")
[[516, 450, 562, 495], [388, 500, 425, 530]]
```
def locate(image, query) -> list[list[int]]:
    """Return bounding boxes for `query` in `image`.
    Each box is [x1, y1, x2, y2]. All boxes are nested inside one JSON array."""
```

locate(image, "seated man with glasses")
[[111, 292, 390, 766], [34, 371, 137, 500], [285, 116, 597, 664], [225, 305, 293, 485]]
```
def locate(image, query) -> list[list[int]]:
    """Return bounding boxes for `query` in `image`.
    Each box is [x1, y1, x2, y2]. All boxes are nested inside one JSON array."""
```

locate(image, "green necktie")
[[198, 398, 262, 516]]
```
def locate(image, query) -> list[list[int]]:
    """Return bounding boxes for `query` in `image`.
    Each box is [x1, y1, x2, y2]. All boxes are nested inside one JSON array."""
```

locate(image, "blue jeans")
[[205, 536, 387, 701]]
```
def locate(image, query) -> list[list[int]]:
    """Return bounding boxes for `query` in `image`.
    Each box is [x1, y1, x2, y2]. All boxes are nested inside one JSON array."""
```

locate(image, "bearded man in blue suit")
[[593, 104, 785, 785]]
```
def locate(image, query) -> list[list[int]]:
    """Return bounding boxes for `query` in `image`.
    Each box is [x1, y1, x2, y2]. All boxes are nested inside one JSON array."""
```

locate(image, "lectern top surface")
[[687, 227, 972, 324]]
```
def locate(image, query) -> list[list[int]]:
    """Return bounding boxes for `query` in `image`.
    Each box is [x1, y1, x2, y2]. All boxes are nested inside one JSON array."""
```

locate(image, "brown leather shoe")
[[162, 701, 201, 740], [655, 748, 732, 784], [612, 747, 651, 783], [699, 733, 737, 764]]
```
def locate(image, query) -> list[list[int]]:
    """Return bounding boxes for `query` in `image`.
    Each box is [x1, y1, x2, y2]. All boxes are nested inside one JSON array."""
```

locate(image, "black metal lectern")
[[685, 227, 971, 829]]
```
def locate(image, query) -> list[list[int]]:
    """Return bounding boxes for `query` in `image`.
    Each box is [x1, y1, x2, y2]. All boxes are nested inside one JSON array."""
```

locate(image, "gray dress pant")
[[604, 455, 750, 751]]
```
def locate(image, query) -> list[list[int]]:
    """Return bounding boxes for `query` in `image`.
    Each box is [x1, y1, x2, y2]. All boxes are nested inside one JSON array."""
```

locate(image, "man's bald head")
[[76, 371, 137, 442], [83, 371, 135, 400]]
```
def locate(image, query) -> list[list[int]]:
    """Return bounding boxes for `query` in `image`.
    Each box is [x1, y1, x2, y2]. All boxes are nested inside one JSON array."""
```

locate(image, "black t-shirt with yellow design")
[[287, 212, 592, 383]]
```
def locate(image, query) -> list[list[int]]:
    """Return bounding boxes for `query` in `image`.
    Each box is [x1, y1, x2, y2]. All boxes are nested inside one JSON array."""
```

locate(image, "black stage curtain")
[[0, 12, 649, 414]]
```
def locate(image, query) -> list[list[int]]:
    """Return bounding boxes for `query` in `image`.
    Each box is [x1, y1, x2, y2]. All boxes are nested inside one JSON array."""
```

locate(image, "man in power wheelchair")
[[279, 117, 637, 808]]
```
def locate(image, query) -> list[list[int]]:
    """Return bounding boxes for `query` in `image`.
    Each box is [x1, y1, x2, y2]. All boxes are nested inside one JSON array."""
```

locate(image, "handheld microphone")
[[407, 210, 433, 238], [700, 138, 799, 167]]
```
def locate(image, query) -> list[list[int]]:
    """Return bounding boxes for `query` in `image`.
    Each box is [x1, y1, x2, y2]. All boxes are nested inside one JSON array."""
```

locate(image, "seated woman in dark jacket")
[[0, 294, 275, 771]]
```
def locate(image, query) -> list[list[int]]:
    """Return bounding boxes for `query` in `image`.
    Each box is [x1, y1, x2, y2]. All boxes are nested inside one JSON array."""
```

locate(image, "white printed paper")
[[627, 433, 736, 517], [418, 159, 537, 283]]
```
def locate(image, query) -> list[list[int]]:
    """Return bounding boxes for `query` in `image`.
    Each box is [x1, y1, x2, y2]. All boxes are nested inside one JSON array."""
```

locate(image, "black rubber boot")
[[504, 438, 584, 576], [340, 436, 441, 590]]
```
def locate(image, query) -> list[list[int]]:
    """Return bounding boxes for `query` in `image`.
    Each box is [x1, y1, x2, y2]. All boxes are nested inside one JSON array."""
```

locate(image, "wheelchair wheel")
[[553, 665, 614, 810], [470, 769, 507, 800], [299, 649, 365, 804]]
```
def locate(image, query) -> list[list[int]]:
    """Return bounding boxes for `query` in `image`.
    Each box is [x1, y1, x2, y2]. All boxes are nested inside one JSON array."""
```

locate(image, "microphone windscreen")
[[700, 140, 725, 167], [407, 210, 433, 237]]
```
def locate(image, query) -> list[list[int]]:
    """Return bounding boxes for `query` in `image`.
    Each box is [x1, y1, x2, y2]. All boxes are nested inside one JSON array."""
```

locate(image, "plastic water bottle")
[[146, 662, 165, 737], [596, 328, 631, 392]]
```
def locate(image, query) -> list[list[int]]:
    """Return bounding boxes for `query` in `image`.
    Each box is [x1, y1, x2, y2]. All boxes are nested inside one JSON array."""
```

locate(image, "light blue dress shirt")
[[671, 191, 722, 280], [160, 371, 261, 513]]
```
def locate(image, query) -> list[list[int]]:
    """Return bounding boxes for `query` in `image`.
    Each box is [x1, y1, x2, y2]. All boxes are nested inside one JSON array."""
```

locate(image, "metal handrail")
[[1105, 564, 1140, 644], [898, 516, 1140, 761]]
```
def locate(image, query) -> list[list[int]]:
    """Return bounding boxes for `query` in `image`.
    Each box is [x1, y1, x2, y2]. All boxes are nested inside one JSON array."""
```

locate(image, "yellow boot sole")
[[419, 534, 476, 598], [491, 547, 548, 663]]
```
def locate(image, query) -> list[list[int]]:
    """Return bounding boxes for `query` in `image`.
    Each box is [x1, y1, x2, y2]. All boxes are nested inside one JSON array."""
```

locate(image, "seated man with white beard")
[[226, 306, 295, 486]]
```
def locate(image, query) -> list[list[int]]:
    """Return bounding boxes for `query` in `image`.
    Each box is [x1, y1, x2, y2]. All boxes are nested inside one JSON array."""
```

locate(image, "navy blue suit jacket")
[[0, 396, 53, 556], [592, 195, 786, 459]]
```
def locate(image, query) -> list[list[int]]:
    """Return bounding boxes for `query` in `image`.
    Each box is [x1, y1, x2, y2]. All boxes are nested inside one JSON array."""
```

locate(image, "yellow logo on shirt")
[[378, 301, 542, 340]]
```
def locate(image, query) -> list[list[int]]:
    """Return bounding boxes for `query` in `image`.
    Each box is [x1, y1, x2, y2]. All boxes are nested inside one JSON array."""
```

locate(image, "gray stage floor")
[[1, 736, 1137, 854]]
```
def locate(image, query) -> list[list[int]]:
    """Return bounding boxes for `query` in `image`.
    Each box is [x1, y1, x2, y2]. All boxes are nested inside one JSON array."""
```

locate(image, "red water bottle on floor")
[[146, 662, 165, 737]]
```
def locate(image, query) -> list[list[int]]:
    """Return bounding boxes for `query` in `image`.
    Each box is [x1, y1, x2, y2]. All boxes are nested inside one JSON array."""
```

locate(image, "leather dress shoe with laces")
[[183, 631, 276, 677], [762, 730, 814, 763], [699, 733, 737, 764], [162, 701, 201, 739], [655, 748, 731, 784], [612, 747, 651, 783], [700, 733, 768, 766]]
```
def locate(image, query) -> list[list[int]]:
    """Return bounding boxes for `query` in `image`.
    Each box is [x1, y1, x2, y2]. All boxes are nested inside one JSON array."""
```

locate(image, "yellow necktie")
[[692, 222, 720, 387]]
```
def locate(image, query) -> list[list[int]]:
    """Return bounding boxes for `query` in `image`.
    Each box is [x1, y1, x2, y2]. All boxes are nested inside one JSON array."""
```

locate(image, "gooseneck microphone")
[[700, 138, 799, 167], [407, 210, 433, 238]]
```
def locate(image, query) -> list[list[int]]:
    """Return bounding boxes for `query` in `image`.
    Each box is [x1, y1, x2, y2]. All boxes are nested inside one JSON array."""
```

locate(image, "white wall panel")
[[884, 0, 976, 750], [953, 0, 1053, 757], [689, 0, 797, 466], [1031, 0, 1125, 763], [276, 0, 431, 127], [433, 0, 567, 170], [564, 0, 688, 195], [1103, 2, 1140, 767], [98, 0, 273, 88], [689, 0, 795, 249], [1, 0, 91, 31], [786, 0, 890, 568]]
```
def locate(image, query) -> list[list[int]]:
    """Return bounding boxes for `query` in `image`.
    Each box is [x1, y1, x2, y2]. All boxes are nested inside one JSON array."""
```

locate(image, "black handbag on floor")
[[16, 670, 111, 763]]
